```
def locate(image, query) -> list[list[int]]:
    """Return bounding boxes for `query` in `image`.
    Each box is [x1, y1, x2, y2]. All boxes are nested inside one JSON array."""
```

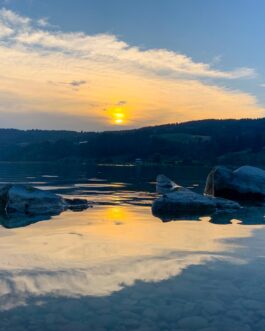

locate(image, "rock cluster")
[[152, 165, 265, 218]]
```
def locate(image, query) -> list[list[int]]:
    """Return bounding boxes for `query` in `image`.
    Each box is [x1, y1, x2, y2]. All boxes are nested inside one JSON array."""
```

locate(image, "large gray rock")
[[205, 166, 265, 201], [152, 186, 240, 218], [0, 184, 89, 216], [153, 188, 216, 216], [6, 185, 65, 215]]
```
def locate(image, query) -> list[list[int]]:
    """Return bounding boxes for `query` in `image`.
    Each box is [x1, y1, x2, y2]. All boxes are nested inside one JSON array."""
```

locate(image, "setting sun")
[[113, 111, 125, 125], [115, 118, 124, 124]]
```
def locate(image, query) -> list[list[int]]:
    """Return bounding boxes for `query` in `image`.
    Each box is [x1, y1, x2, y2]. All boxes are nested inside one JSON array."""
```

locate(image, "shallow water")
[[0, 163, 265, 331]]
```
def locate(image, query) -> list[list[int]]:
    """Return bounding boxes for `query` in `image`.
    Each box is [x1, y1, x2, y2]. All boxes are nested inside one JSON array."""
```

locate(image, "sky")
[[0, 0, 264, 131]]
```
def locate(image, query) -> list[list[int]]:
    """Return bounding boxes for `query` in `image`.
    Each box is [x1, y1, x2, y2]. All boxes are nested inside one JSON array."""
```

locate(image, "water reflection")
[[2, 255, 264, 331], [0, 163, 265, 330], [0, 214, 53, 229], [0, 206, 258, 309]]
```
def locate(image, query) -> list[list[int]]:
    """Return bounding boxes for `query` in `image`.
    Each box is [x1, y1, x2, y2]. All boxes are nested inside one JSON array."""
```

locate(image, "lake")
[[0, 163, 265, 331]]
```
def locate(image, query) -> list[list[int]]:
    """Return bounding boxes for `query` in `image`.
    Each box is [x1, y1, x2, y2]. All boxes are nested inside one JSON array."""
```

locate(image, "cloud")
[[116, 100, 127, 106], [0, 8, 263, 130], [48, 80, 87, 90], [211, 54, 223, 65], [69, 80, 87, 87], [11, 31, 256, 80], [0, 7, 30, 25], [0, 20, 12, 36], [0, 8, 256, 80], [37, 17, 50, 28]]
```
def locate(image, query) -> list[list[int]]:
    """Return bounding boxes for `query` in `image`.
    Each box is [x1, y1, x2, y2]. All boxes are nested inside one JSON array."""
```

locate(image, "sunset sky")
[[0, 0, 264, 130]]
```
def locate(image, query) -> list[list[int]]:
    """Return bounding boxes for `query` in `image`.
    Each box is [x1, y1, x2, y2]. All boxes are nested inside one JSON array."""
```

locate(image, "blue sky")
[[0, 0, 264, 130]]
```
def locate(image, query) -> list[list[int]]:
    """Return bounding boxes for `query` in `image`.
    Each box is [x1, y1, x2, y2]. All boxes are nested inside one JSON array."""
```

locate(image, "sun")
[[108, 106, 126, 125], [115, 118, 124, 124], [113, 112, 125, 125]]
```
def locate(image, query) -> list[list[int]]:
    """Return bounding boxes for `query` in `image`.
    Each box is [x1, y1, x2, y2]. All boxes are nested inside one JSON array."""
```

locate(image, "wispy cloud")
[[116, 101, 127, 106], [69, 80, 87, 87], [37, 17, 51, 28], [0, 8, 263, 130], [0, 7, 30, 25], [48, 80, 87, 90], [0, 8, 257, 80]]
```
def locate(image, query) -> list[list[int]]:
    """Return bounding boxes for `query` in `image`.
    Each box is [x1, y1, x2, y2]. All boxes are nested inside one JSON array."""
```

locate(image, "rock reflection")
[[0, 214, 53, 229], [154, 206, 265, 225], [211, 206, 265, 225], [0, 205, 89, 229]]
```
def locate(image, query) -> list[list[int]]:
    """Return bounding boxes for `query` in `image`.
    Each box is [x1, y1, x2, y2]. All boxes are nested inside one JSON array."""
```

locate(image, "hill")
[[0, 118, 265, 165]]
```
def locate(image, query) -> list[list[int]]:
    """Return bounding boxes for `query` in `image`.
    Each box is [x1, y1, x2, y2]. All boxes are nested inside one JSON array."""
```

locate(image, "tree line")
[[0, 118, 265, 165]]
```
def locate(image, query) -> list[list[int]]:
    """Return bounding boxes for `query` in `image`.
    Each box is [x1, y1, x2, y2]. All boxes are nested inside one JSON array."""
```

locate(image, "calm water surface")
[[0, 163, 265, 331]]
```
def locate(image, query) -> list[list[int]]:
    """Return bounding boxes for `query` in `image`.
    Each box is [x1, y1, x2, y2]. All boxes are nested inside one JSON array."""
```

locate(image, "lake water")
[[0, 163, 265, 331]]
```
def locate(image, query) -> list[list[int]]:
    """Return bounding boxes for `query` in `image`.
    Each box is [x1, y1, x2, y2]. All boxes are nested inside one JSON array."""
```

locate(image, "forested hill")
[[1, 118, 265, 165]]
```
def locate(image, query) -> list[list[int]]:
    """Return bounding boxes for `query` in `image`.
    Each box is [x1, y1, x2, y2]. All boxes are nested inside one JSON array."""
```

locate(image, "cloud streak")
[[0, 8, 263, 130], [0, 7, 256, 80]]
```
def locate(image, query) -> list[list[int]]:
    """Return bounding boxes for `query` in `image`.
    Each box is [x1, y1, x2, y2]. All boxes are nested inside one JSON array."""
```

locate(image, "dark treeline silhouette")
[[1, 118, 265, 165]]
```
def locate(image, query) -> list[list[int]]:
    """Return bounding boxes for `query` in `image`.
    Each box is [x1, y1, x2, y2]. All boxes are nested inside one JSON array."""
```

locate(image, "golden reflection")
[[105, 206, 126, 222], [0, 205, 261, 305]]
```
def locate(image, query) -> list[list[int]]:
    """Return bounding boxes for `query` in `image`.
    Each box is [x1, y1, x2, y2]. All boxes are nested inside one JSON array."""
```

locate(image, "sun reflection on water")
[[0, 203, 260, 312]]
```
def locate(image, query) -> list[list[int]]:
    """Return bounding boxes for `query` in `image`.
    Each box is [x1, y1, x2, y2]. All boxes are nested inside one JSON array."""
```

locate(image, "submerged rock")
[[0, 184, 89, 217], [205, 166, 265, 201], [64, 198, 90, 211], [152, 176, 240, 219]]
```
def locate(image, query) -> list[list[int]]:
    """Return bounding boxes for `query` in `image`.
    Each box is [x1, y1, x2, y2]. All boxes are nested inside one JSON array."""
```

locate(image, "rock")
[[0, 184, 90, 218], [64, 198, 89, 211], [152, 185, 240, 219], [156, 175, 180, 194], [205, 165, 265, 201], [153, 188, 216, 217], [0, 184, 11, 213], [214, 197, 241, 211], [5, 184, 65, 215]]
